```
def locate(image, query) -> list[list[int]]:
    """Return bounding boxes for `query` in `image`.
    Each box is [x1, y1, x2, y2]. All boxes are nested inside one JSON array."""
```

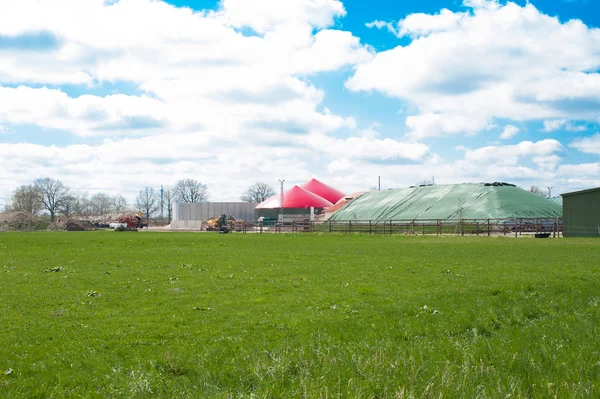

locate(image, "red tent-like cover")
[[300, 178, 346, 204], [255, 185, 333, 209]]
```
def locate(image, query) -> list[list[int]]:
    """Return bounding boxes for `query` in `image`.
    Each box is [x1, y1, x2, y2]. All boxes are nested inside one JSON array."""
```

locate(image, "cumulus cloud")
[[500, 125, 520, 140], [570, 133, 600, 154], [217, 0, 346, 33], [347, 0, 600, 139], [543, 119, 587, 132], [397, 9, 468, 38], [0, 1, 372, 140], [558, 162, 600, 176], [460, 139, 562, 165]]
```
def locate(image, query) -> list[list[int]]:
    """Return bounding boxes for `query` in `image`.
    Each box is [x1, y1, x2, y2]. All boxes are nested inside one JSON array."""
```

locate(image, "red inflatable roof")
[[255, 185, 333, 209], [300, 178, 345, 204]]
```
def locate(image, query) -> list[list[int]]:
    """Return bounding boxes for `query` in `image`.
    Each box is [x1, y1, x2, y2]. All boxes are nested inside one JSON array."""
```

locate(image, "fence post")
[[461, 219, 464, 236], [329, 220, 332, 233], [383, 221, 386, 235], [412, 220, 415, 235], [260, 221, 263, 234], [348, 220, 351, 234], [476, 222, 479, 236], [519, 219, 522, 236], [369, 220, 372, 235], [515, 218, 518, 238], [488, 219, 491, 237]]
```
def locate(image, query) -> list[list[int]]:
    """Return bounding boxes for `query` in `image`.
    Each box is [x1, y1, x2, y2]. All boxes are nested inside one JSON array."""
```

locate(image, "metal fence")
[[232, 218, 563, 237]]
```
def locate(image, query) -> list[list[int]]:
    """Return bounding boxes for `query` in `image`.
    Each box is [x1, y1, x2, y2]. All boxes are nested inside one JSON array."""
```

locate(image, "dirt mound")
[[52, 219, 96, 231], [0, 211, 50, 231], [81, 212, 137, 224]]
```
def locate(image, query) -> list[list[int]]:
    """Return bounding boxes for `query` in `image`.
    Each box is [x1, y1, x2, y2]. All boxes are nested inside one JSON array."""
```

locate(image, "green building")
[[561, 187, 600, 237]]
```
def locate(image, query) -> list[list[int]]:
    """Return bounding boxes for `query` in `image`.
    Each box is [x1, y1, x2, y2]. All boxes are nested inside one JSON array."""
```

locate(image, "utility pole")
[[547, 186, 553, 199], [279, 180, 285, 221], [378, 176, 381, 191]]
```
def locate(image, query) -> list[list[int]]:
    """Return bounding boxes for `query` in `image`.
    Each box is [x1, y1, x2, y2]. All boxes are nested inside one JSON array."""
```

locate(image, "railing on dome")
[[233, 218, 563, 237]]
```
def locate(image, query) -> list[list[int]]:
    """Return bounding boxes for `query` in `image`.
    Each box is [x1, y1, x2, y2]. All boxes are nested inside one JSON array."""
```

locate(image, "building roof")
[[299, 178, 346, 204], [330, 183, 562, 221], [255, 185, 333, 209], [324, 192, 368, 213], [561, 187, 600, 197]]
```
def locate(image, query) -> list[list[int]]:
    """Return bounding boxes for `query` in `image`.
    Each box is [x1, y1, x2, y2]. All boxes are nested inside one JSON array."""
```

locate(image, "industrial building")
[[330, 183, 562, 221], [254, 179, 345, 220], [561, 187, 600, 237], [299, 179, 346, 204]]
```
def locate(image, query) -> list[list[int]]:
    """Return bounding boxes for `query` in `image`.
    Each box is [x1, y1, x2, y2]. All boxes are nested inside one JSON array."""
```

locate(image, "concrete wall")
[[171, 202, 257, 229]]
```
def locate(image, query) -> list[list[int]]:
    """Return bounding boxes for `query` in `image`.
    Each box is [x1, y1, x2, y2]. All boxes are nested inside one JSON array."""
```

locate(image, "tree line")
[[6, 178, 275, 223]]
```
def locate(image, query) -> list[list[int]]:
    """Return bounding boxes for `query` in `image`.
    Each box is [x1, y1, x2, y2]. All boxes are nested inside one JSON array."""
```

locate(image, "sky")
[[1, 0, 600, 207]]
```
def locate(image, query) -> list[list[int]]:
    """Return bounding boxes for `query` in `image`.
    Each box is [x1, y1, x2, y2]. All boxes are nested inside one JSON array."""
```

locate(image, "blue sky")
[[1, 0, 600, 207]]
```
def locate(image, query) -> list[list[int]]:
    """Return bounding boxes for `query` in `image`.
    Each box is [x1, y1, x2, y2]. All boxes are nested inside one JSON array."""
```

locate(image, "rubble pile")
[[0, 211, 50, 231]]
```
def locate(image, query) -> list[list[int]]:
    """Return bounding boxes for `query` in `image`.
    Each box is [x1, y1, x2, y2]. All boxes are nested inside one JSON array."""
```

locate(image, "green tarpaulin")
[[330, 184, 562, 221]]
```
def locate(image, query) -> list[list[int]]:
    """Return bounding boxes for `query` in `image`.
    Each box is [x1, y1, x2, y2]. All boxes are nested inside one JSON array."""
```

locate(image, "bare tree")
[[11, 184, 43, 214], [173, 179, 208, 203], [34, 177, 70, 222], [529, 186, 549, 198], [163, 188, 175, 223], [241, 182, 275, 203], [72, 192, 91, 216], [90, 193, 113, 215], [58, 195, 77, 218], [136, 187, 159, 224], [112, 195, 128, 212]]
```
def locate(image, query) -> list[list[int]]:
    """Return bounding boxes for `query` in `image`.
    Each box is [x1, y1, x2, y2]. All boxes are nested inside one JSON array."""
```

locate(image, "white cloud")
[[398, 9, 467, 38], [558, 162, 600, 176], [217, 0, 346, 33], [365, 20, 390, 29], [532, 155, 561, 170], [571, 133, 600, 154], [500, 125, 520, 140], [543, 119, 587, 132], [543, 120, 567, 132], [460, 139, 562, 165], [0, 86, 167, 137], [405, 112, 491, 139], [0, 0, 372, 142], [365, 20, 399, 36], [347, 0, 600, 139]]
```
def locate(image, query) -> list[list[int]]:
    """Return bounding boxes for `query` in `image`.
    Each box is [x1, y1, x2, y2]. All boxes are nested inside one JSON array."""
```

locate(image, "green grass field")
[[1, 232, 599, 398]]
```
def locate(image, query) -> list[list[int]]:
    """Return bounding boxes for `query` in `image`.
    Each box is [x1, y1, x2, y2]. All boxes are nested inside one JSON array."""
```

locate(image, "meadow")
[[0, 232, 599, 398]]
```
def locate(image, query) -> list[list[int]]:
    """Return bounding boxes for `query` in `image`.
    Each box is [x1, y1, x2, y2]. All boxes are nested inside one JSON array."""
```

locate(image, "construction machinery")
[[203, 214, 251, 232], [118, 212, 147, 229], [216, 214, 230, 234]]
